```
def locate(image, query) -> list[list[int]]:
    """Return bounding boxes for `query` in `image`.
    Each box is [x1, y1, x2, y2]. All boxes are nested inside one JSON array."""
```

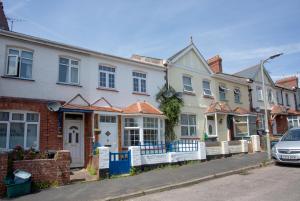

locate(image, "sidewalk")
[[11, 152, 268, 201]]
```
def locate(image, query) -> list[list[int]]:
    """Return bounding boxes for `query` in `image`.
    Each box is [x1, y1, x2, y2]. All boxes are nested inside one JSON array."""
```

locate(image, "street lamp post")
[[260, 53, 283, 160]]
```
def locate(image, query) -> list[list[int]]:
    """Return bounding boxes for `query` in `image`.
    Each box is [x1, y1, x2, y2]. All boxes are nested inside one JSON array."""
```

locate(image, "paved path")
[[129, 164, 300, 201], [10, 153, 267, 201]]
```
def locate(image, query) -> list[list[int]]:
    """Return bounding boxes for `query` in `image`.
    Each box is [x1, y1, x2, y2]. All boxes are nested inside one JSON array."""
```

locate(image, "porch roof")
[[271, 105, 288, 115], [287, 108, 300, 115], [205, 102, 233, 114], [122, 101, 164, 116], [233, 107, 256, 116], [61, 104, 122, 113]]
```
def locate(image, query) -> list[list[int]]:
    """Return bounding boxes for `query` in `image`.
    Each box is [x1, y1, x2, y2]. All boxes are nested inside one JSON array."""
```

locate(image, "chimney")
[[0, 1, 9, 31], [208, 55, 222, 73], [276, 76, 299, 89]]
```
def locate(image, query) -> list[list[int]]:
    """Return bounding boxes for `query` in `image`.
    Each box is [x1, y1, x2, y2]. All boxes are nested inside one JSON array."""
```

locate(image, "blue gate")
[[109, 151, 131, 176]]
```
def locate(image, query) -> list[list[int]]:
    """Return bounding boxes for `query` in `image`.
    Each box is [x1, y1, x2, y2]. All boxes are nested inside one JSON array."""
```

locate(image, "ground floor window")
[[143, 117, 158, 145], [288, 116, 299, 129], [0, 111, 39, 150], [180, 114, 196, 136], [234, 115, 256, 137], [123, 117, 140, 146]]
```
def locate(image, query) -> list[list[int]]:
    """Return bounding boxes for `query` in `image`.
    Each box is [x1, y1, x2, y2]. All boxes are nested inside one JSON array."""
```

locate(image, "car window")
[[281, 129, 300, 141]]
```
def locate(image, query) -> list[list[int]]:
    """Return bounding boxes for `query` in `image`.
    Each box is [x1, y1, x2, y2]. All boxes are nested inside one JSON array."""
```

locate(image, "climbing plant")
[[156, 85, 183, 142]]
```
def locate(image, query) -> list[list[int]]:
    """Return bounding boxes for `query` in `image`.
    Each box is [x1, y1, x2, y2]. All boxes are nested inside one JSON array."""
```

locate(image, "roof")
[[122, 101, 163, 115], [205, 102, 233, 114], [167, 42, 213, 74], [234, 64, 275, 86], [233, 107, 254, 115], [0, 30, 165, 71], [212, 73, 250, 85], [287, 109, 300, 115], [271, 105, 288, 115]]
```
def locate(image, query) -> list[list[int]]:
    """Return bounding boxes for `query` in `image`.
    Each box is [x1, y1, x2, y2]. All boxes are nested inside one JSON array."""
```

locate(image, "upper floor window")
[[276, 91, 282, 105], [256, 86, 263, 101], [267, 89, 273, 103], [286, 93, 290, 106], [58, 57, 79, 85], [6, 48, 33, 79], [99, 65, 115, 89], [181, 114, 196, 136], [133, 72, 146, 93], [234, 88, 241, 103], [182, 76, 193, 92], [202, 80, 212, 96], [0, 111, 39, 150], [219, 85, 227, 101]]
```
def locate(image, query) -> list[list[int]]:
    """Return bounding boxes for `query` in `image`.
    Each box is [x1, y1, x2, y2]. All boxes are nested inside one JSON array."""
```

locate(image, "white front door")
[[207, 119, 216, 136], [99, 115, 118, 152], [64, 120, 84, 167]]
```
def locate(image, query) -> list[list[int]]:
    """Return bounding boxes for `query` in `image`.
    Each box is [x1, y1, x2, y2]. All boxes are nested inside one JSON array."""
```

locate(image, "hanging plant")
[[156, 85, 183, 142]]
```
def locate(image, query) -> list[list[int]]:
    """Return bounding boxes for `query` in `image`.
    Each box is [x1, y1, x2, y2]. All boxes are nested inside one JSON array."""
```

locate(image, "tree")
[[156, 85, 183, 142]]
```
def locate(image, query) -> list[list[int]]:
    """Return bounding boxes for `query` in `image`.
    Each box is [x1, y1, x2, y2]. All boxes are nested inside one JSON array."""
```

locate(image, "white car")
[[272, 128, 300, 164]]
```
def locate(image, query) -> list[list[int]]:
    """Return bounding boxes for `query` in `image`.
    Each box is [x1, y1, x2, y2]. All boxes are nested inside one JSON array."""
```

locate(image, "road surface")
[[129, 164, 300, 201]]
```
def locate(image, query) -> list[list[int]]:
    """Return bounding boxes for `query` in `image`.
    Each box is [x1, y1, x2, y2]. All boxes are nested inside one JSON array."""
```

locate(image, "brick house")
[[0, 4, 166, 167]]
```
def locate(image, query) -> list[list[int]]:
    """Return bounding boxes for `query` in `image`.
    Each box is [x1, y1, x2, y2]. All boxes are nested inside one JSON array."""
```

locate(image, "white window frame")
[[5, 47, 33, 79], [267, 89, 274, 104], [98, 65, 116, 89], [58, 57, 80, 85], [256, 86, 263, 101], [276, 91, 282, 105], [123, 117, 140, 147], [143, 117, 159, 145], [285, 93, 290, 106], [219, 84, 227, 101], [182, 75, 193, 92], [132, 71, 147, 93], [202, 80, 212, 96], [234, 88, 241, 103], [288, 116, 299, 129], [180, 114, 197, 137], [0, 110, 40, 151]]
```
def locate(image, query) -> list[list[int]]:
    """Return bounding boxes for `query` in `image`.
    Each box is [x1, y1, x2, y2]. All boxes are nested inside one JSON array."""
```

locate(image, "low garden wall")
[[0, 150, 71, 197]]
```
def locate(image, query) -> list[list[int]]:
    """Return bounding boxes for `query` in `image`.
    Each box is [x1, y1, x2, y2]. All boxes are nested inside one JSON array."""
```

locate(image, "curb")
[[103, 161, 274, 201]]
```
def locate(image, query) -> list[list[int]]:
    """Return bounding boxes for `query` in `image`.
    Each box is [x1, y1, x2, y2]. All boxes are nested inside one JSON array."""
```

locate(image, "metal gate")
[[109, 151, 131, 176]]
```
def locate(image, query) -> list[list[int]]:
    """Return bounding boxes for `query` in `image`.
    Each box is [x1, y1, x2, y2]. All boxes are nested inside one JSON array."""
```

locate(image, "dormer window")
[[182, 75, 193, 92], [6, 48, 33, 79]]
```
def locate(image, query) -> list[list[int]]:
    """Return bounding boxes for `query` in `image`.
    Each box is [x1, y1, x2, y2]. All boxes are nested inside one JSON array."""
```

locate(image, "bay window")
[[58, 57, 79, 85], [6, 48, 33, 79], [123, 118, 140, 146], [234, 115, 256, 137], [0, 111, 39, 150], [143, 117, 158, 145]]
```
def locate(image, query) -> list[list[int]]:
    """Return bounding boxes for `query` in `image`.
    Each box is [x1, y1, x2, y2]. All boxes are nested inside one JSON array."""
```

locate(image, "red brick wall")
[[0, 153, 8, 197], [13, 150, 71, 185], [275, 115, 288, 134], [0, 97, 63, 151], [84, 113, 93, 167]]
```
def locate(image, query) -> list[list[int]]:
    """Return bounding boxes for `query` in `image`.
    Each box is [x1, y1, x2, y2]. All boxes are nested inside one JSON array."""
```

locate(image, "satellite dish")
[[255, 107, 260, 113], [47, 102, 61, 112]]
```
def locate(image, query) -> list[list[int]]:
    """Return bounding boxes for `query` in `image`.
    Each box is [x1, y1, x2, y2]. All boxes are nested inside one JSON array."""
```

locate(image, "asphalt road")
[[129, 164, 300, 201]]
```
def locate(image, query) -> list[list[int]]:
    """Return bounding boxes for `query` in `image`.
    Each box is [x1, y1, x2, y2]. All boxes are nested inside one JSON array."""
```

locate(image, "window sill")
[[1, 75, 35, 82], [183, 91, 196, 96], [132, 92, 150, 96], [97, 87, 119, 93], [203, 94, 214, 99], [56, 82, 82, 87], [219, 99, 228, 102], [235, 102, 243, 104], [257, 100, 264, 102]]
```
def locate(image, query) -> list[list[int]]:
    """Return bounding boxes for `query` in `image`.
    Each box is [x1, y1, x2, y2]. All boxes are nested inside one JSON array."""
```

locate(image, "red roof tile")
[[233, 107, 253, 115], [123, 101, 163, 115], [271, 105, 288, 115], [63, 104, 122, 113], [205, 102, 232, 114]]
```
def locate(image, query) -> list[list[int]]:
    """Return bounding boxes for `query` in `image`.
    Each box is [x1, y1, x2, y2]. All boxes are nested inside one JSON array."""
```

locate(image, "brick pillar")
[[0, 153, 8, 197], [55, 150, 71, 184], [84, 113, 93, 167]]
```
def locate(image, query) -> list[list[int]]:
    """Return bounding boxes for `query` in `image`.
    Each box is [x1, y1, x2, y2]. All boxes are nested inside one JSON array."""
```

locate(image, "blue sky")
[[2, 0, 300, 80]]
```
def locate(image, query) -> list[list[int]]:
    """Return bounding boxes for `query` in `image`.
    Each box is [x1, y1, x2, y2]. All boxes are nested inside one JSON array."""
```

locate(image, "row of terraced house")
[[0, 3, 300, 167]]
